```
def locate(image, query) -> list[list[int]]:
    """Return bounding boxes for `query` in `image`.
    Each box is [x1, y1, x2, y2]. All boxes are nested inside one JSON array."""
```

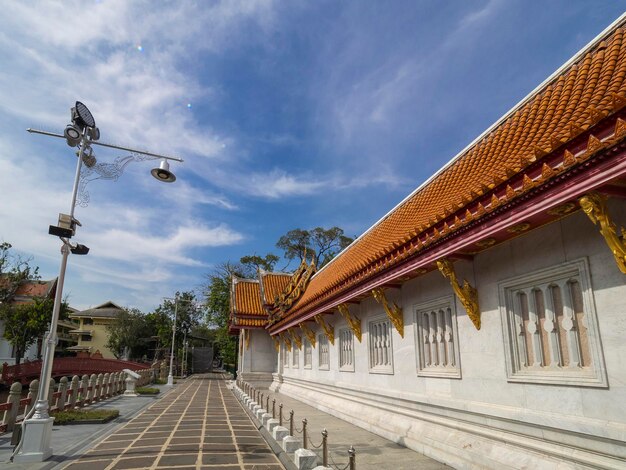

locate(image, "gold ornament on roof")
[[244, 329, 251, 350], [314, 314, 335, 345], [289, 329, 302, 349], [272, 336, 280, 352], [437, 258, 481, 330], [579, 192, 626, 274], [371, 288, 404, 337], [299, 323, 316, 347], [337, 303, 362, 342]]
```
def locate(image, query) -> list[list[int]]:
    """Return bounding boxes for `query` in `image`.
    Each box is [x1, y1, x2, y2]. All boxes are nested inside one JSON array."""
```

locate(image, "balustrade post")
[[5, 382, 22, 431], [80, 374, 89, 407], [289, 410, 294, 435], [58, 376, 68, 410], [349, 445, 356, 470], [322, 429, 328, 466], [97, 373, 105, 400], [69, 375, 79, 408], [25, 379, 39, 415], [302, 418, 308, 449], [279, 403, 283, 426], [47, 378, 56, 410], [88, 374, 97, 404], [103, 373, 110, 398]]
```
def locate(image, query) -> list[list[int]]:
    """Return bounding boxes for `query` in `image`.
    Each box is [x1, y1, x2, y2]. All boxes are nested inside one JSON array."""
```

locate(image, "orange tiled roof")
[[233, 317, 266, 328], [231, 278, 266, 317], [259, 271, 291, 305], [280, 23, 626, 324]]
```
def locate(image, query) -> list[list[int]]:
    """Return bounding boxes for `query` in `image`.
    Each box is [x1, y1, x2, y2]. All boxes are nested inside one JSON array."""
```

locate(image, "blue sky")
[[1, 1, 624, 312]]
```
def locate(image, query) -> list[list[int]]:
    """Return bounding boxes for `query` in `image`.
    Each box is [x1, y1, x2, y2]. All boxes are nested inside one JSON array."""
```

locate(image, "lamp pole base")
[[166, 374, 174, 386], [13, 416, 54, 463]]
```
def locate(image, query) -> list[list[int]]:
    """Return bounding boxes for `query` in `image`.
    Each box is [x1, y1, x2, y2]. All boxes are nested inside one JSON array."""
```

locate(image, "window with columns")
[[318, 334, 330, 370], [368, 317, 394, 374], [339, 328, 355, 372], [499, 258, 607, 387], [283, 345, 289, 368], [292, 345, 299, 368], [304, 339, 312, 368], [414, 297, 461, 378]]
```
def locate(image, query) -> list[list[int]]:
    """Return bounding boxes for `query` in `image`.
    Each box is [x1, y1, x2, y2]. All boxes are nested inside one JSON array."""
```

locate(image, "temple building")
[[230, 17, 626, 469]]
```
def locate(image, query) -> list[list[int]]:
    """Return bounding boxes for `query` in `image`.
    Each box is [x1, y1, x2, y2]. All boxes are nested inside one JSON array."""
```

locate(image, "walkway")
[[61, 375, 284, 469], [252, 387, 449, 470]]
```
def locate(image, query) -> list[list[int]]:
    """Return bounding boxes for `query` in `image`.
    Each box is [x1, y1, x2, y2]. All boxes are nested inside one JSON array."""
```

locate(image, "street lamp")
[[14, 102, 183, 464]]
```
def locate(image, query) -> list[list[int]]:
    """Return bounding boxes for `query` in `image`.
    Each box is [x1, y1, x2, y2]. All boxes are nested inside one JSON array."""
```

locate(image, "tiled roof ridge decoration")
[[268, 17, 626, 331], [266, 257, 316, 326]]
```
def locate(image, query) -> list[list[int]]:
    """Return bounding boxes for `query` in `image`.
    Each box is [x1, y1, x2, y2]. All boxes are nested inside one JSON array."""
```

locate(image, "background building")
[[67, 301, 123, 359]]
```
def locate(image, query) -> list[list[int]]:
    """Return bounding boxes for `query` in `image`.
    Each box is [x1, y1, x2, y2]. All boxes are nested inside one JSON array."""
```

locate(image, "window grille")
[[292, 346, 299, 368], [339, 328, 355, 371], [318, 334, 329, 370], [368, 318, 393, 373], [499, 259, 607, 387], [415, 298, 461, 378], [304, 340, 312, 368]]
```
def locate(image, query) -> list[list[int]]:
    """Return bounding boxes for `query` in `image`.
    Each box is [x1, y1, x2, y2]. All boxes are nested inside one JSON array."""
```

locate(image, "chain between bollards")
[[289, 410, 294, 435]]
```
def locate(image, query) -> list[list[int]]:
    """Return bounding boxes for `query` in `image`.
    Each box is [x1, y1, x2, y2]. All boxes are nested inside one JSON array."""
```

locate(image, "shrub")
[[136, 387, 159, 395], [52, 409, 119, 425]]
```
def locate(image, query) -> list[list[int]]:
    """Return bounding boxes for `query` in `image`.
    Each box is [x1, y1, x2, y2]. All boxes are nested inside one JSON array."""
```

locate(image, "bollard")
[[349, 445, 356, 470], [25, 379, 39, 415], [279, 403, 283, 426], [266, 394, 269, 411], [322, 429, 328, 466], [302, 418, 308, 449], [5, 382, 22, 431], [272, 399, 276, 419], [289, 410, 294, 435]]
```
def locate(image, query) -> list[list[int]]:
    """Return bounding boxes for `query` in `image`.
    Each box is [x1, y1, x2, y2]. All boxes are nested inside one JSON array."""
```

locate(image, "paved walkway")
[[251, 387, 449, 470], [61, 375, 283, 469]]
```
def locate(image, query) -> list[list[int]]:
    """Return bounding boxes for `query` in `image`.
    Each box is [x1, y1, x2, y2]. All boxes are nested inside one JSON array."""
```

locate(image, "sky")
[[0, 1, 624, 313]]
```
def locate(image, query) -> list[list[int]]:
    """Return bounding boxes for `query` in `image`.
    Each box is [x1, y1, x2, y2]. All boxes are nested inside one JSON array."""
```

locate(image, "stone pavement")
[[0, 374, 284, 470], [249, 386, 449, 470]]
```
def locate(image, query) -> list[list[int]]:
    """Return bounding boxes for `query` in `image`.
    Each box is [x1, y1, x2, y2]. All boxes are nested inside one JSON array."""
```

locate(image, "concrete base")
[[123, 390, 138, 397], [256, 408, 267, 420], [261, 413, 273, 426], [272, 425, 289, 442], [13, 416, 54, 463], [267, 418, 280, 433], [283, 435, 301, 453], [294, 448, 318, 470]]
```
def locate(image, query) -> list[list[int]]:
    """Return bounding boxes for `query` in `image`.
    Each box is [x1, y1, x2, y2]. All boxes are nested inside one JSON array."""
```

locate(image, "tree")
[[0, 243, 60, 364], [105, 307, 147, 360], [239, 254, 279, 275], [276, 226, 354, 268]]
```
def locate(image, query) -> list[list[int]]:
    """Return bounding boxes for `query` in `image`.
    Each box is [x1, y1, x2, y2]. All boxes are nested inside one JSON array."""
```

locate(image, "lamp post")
[[14, 102, 183, 463], [166, 296, 179, 387]]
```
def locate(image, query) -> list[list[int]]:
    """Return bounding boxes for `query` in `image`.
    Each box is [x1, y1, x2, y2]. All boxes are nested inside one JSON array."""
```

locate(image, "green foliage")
[[106, 307, 149, 360], [239, 254, 279, 275], [276, 226, 354, 268], [135, 386, 159, 395], [52, 408, 119, 424], [0, 242, 40, 303]]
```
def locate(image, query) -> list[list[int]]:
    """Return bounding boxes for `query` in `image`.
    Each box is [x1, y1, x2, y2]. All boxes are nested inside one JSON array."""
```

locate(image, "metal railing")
[[237, 380, 357, 469]]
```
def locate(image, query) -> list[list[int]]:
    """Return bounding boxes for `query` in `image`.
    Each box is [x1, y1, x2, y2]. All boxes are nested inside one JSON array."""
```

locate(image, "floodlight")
[[70, 244, 90, 255], [64, 125, 81, 147], [82, 147, 97, 168], [72, 101, 96, 129], [48, 225, 73, 238], [88, 126, 100, 141], [151, 159, 176, 183]]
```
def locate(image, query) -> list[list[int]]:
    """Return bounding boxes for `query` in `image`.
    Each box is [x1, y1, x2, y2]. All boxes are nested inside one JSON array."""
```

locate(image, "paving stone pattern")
[[61, 375, 284, 470]]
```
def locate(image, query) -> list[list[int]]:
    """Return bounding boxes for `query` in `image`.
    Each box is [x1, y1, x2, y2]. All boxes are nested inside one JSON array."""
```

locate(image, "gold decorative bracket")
[[437, 259, 481, 330], [272, 336, 280, 352], [244, 329, 251, 349], [580, 192, 626, 273], [289, 329, 302, 349], [299, 323, 316, 347], [314, 314, 335, 345], [371, 288, 404, 337], [337, 304, 362, 342], [279, 332, 292, 352]]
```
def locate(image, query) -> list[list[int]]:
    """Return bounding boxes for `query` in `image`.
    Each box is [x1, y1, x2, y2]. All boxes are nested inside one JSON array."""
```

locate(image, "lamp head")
[[64, 125, 81, 147], [151, 159, 176, 183]]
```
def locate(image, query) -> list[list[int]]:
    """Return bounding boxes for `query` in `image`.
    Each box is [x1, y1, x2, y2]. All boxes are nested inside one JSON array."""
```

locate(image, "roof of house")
[[268, 17, 626, 332], [69, 301, 124, 318], [258, 271, 292, 306]]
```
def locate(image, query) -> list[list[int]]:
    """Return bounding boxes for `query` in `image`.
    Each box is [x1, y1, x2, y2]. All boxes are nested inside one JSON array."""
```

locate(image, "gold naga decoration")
[[272, 336, 280, 352], [244, 329, 251, 349], [337, 303, 362, 342], [299, 323, 316, 347], [268, 257, 316, 324], [314, 314, 335, 345], [279, 332, 292, 352], [371, 288, 404, 337], [579, 192, 626, 274], [289, 329, 302, 349], [437, 258, 481, 330]]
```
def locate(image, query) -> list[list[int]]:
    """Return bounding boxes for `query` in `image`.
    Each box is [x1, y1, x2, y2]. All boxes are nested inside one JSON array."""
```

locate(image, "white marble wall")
[[239, 328, 277, 388], [271, 202, 626, 469]]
